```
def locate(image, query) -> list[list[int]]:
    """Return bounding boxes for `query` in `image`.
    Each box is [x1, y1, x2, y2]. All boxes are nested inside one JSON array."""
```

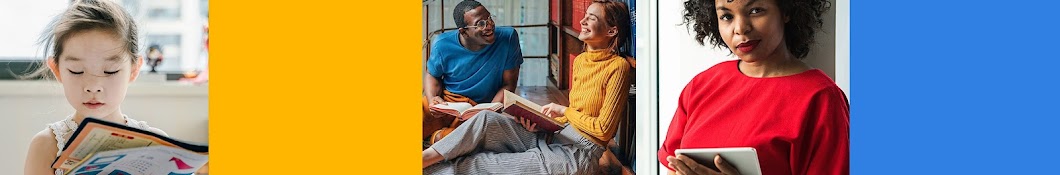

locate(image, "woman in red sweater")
[[659, 0, 848, 175]]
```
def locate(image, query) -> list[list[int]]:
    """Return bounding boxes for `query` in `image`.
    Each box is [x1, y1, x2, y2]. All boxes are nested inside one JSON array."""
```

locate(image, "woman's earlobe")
[[607, 27, 618, 37]]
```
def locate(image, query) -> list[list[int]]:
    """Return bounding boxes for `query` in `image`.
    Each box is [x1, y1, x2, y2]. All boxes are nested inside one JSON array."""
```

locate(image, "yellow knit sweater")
[[555, 49, 631, 145]]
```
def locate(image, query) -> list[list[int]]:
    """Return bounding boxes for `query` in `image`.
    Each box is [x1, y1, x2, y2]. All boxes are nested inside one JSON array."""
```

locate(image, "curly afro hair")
[[682, 0, 830, 59]]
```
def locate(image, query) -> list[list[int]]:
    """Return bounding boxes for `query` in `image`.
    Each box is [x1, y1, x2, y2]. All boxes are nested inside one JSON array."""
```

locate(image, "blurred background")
[[0, 0, 208, 173]]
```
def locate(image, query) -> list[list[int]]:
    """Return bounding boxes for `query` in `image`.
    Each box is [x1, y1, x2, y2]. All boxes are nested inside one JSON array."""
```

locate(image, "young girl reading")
[[23, 1, 168, 174]]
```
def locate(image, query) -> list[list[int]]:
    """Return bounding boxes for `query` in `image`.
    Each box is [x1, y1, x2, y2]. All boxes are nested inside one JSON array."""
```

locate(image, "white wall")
[[651, 0, 846, 174], [836, 0, 850, 98], [0, 79, 207, 174], [0, 0, 67, 59]]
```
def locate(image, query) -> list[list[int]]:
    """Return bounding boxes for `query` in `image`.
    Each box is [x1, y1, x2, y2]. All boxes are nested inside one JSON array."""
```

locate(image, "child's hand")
[[540, 103, 567, 118], [517, 117, 538, 132]]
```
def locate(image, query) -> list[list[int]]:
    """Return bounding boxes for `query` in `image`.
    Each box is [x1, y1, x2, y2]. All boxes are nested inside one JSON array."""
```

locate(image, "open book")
[[52, 117, 208, 174], [502, 90, 565, 132], [430, 102, 503, 121]]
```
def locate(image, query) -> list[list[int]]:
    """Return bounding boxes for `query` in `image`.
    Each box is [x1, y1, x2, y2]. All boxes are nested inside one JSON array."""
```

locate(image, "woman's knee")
[[474, 110, 499, 120]]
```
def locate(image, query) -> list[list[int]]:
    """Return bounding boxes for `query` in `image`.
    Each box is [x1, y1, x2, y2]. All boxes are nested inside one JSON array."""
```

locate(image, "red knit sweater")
[[659, 60, 850, 175]]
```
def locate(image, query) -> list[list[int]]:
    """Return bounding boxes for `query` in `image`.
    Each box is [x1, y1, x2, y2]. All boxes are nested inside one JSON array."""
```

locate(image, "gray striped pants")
[[424, 111, 605, 175]]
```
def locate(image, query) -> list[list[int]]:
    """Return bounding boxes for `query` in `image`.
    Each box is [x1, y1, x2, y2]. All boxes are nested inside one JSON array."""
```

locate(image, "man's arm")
[[493, 29, 523, 103], [491, 66, 519, 103], [424, 35, 449, 106], [424, 67, 445, 106]]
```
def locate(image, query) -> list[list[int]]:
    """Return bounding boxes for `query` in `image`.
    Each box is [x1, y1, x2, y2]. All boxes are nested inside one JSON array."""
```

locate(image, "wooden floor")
[[514, 81, 569, 106]]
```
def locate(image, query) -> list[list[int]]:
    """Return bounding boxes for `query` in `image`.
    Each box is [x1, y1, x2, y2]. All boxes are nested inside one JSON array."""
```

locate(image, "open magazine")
[[52, 117, 208, 175]]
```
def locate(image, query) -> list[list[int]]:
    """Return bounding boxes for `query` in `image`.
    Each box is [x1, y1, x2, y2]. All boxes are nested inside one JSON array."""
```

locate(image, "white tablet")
[[674, 147, 763, 175]]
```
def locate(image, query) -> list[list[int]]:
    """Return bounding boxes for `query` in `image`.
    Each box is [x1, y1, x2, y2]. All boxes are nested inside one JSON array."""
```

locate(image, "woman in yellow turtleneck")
[[422, 1, 631, 174], [541, 8, 632, 147]]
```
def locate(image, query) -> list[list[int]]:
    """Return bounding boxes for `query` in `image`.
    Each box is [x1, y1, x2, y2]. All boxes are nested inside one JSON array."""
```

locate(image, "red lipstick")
[[736, 40, 760, 53]]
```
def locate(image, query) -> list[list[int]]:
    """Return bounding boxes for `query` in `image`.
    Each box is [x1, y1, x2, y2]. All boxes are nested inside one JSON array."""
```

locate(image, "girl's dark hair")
[[683, 0, 830, 59], [25, 0, 139, 79]]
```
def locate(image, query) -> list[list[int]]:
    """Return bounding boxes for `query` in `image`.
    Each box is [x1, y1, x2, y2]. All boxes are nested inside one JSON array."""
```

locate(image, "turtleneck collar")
[[581, 49, 616, 62]]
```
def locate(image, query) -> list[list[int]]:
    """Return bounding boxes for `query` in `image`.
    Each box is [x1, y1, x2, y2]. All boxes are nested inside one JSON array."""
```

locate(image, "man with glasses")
[[423, 0, 523, 142]]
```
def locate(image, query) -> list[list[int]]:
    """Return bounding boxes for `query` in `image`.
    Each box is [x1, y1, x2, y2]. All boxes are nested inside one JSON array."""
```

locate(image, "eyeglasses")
[[463, 15, 496, 29]]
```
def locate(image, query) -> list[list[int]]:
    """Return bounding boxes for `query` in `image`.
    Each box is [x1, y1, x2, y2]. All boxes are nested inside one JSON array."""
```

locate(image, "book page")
[[502, 90, 544, 112], [433, 103, 502, 118], [457, 103, 502, 120], [443, 102, 473, 113], [62, 130, 162, 169], [55, 124, 177, 170], [68, 146, 208, 175]]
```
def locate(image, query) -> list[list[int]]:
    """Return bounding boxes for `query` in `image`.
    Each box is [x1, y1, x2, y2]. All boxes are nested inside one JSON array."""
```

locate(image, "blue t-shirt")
[[427, 27, 523, 103]]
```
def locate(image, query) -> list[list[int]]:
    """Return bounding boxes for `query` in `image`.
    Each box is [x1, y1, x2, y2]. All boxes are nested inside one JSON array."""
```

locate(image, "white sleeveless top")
[[46, 115, 154, 175]]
